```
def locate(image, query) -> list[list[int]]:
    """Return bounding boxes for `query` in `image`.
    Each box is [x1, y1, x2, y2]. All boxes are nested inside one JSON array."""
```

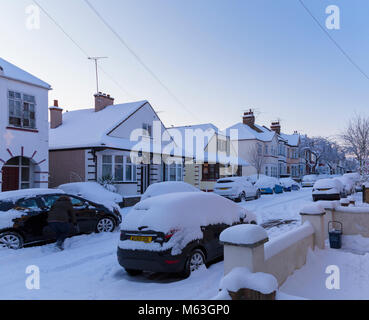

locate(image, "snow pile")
[[302, 175, 318, 182], [0, 209, 27, 228], [141, 181, 201, 201], [58, 182, 122, 211], [214, 267, 278, 299], [220, 224, 267, 246], [264, 221, 314, 260], [300, 204, 326, 215], [0, 188, 64, 203]]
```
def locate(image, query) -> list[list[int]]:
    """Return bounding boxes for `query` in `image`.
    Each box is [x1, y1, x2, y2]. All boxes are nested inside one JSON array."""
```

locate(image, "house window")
[[202, 163, 219, 181], [265, 166, 269, 176], [8, 91, 36, 129], [164, 163, 183, 181], [102, 155, 137, 182], [142, 123, 152, 137]]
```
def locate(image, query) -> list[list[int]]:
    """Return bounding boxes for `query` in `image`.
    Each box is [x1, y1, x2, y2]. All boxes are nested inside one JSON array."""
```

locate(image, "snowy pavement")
[[0, 189, 314, 300]]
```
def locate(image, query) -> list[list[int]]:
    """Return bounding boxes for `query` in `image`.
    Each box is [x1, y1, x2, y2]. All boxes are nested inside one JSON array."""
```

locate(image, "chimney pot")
[[54, 100, 58, 107], [270, 121, 281, 135], [242, 109, 255, 127], [94, 92, 114, 112]]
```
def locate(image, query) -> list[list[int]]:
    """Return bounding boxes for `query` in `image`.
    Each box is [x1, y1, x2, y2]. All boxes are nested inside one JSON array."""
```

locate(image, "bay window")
[[164, 163, 183, 181], [101, 155, 137, 182]]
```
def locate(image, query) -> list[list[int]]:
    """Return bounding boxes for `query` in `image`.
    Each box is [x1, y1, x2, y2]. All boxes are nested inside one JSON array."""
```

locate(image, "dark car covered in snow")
[[117, 192, 257, 278], [0, 189, 122, 249]]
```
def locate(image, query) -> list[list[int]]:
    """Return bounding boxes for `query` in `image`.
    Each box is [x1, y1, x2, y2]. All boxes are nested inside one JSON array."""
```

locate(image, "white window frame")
[[8, 90, 37, 129], [101, 154, 137, 182]]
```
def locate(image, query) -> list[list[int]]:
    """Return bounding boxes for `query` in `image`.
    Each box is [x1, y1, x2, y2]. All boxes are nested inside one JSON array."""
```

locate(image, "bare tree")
[[340, 115, 369, 175], [250, 144, 265, 179]]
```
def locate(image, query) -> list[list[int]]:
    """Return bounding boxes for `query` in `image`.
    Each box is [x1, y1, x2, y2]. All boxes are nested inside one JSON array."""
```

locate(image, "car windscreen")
[[0, 201, 14, 212]]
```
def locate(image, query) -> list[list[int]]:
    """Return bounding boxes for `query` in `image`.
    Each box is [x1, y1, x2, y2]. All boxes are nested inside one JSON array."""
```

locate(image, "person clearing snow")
[[47, 196, 77, 251]]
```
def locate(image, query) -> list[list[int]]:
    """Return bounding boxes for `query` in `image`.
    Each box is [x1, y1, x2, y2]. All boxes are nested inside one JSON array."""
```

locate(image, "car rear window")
[[217, 180, 234, 183], [0, 201, 14, 212]]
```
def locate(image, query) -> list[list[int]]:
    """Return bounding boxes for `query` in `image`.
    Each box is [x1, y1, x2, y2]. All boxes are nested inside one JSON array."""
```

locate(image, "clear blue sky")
[[0, 0, 368, 138]]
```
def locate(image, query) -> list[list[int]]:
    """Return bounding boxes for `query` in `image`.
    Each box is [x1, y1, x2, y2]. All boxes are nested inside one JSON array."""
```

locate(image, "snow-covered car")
[[254, 176, 283, 194], [279, 178, 300, 192], [302, 175, 318, 188], [0, 189, 122, 249], [213, 177, 261, 202], [334, 176, 354, 197], [140, 181, 201, 202], [58, 182, 123, 210], [117, 192, 257, 278], [312, 178, 344, 201]]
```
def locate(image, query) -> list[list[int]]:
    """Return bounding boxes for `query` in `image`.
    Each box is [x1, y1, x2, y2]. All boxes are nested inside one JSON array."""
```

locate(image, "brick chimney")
[[49, 100, 63, 129], [94, 92, 114, 112], [270, 121, 281, 135], [243, 109, 255, 126]]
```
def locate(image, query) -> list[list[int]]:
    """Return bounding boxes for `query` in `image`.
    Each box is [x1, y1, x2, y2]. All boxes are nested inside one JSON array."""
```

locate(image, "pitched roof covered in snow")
[[49, 101, 148, 150], [226, 122, 276, 142], [280, 133, 300, 147], [0, 58, 51, 89]]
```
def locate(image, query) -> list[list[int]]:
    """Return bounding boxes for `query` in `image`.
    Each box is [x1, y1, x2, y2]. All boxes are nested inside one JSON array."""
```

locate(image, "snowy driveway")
[[0, 188, 313, 300]]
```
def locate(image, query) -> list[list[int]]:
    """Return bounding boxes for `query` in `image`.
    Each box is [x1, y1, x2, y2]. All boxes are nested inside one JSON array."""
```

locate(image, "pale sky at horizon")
[[1, 0, 368, 139]]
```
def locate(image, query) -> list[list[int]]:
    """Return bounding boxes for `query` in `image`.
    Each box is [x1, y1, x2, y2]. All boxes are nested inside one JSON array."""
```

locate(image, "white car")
[[141, 181, 201, 201], [214, 177, 261, 202], [302, 175, 318, 188], [312, 178, 344, 201]]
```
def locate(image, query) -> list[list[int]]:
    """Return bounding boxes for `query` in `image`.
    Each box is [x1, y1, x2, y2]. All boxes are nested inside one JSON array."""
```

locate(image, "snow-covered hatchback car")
[[213, 177, 261, 202], [302, 175, 318, 188], [312, 178, 344, 201], [140, 181, 201, 202], [117, 192, 257, 278]]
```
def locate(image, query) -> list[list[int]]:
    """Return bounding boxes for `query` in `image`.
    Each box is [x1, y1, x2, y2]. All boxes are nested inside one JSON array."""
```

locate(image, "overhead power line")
[[32, 0, 134, 99], [83, 0, 200, 121], [298, 0, 369, 82]]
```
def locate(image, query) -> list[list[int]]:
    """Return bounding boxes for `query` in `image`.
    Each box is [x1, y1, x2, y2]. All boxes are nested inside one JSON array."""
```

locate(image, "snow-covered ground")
[[0, 189, 314, 300], [280, 237, 369, 300]]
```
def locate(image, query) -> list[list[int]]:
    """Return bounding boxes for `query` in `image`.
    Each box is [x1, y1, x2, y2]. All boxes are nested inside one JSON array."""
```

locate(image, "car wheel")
[[96, 217, 116, 233], [125, 268, 143, 276], [180, 249, 206, 278], [241, 192, 247, 202], [0, 231, 23, 250], [250, 221, 257, 225], [255, 190, 261, 199]]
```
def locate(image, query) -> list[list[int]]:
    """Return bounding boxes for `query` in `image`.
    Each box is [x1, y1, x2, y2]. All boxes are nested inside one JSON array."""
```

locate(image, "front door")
[[140, 165, 150, 194], [2, 167, 19, 191]]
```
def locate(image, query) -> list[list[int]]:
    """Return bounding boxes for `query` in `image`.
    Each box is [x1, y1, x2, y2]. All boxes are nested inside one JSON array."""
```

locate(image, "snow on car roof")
[[313, 178, 342, 189], [0, 57, 51, 89], [0, 188, 64, 202], [141, 181, 201, 201], [122, 192, 246, 233]]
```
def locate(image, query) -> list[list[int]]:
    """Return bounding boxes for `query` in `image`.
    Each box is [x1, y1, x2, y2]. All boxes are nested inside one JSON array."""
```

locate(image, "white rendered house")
[[0, 58, 51, 192]]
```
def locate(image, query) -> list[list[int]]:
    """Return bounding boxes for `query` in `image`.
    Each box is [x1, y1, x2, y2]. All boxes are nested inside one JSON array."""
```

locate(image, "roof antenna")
[[88, 56, 108, 93]]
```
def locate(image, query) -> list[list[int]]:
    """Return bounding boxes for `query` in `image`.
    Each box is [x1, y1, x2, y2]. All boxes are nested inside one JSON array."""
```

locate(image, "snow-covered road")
[[0, 188, 313, 300]]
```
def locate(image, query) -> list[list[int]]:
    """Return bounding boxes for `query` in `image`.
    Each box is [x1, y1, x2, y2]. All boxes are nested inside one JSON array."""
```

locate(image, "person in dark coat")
[[47, 196, 77, 250]]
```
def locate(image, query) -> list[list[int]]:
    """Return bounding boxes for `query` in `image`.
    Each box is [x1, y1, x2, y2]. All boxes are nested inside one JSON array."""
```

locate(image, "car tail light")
[[164, 229, 179, 241]]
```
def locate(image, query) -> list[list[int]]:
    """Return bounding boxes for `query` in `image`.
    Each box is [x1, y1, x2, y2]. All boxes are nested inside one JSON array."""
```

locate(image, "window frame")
[[8, 90, 37, 129]]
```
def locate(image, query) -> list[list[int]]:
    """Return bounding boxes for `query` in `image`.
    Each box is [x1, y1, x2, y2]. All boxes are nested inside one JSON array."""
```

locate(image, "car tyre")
[[0, 231, 24, 250], [255, 190, 261, 200], [96, 216, 116, 233], [125, 268, 143, 276], [180, 249, 206, 279]]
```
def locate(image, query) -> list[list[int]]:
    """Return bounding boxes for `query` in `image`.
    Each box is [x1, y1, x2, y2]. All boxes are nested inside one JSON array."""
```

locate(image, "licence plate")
[[318, 188, 330, 191], [130, 236, 152, 243], [219, 188, 230, 190]]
